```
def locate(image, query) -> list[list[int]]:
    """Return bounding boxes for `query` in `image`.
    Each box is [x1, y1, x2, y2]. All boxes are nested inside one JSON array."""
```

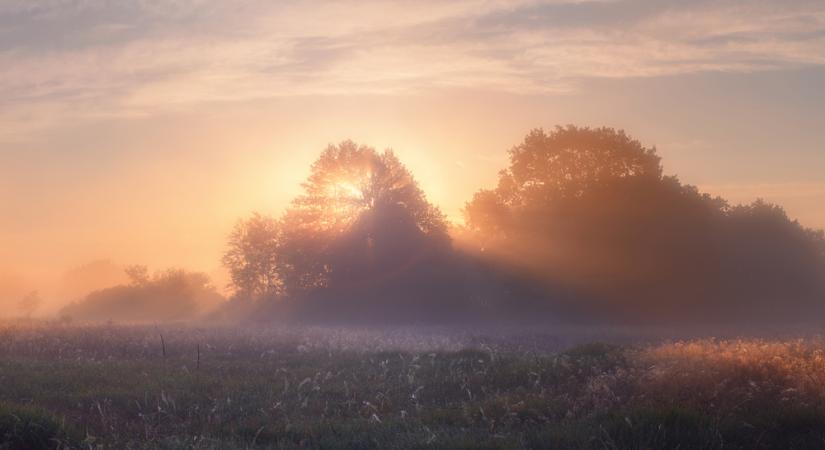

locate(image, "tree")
[[718, 199, 825, 310], [223, 213, 282, 300], [124, 265, 150, 286], [286, 141, 447, 240], [463, 126, 676, 270], [18, 291, 41, 318], [278, 141, 449, 295], [224, 140, 454, 316], [462, 126, 825, 321], [465, 125, 662, 230]]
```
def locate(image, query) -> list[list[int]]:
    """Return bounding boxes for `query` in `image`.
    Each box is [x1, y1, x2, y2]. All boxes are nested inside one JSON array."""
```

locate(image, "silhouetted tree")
[[717, 199, 825, 313], [278, 141, 449, 295], [223, 213, 282, 300], [463, 126, 825, 321], [224, 141, 461, 321], [223, 129, 825, 324], [466, 126, 663, 228]]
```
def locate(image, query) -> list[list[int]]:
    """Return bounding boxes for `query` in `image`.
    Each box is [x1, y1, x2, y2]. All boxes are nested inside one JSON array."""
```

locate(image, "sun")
[[319, 180, 367, 228], [332, 181, 363, 199]]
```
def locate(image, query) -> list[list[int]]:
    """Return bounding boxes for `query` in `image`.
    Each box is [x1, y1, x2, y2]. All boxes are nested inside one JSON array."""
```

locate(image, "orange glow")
[[1, 1, 824, 317], [329, 181, 363, 200]]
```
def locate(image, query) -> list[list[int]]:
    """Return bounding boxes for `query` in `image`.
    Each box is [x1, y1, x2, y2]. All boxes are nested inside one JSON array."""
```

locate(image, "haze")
[[1, 0, 824, 314]]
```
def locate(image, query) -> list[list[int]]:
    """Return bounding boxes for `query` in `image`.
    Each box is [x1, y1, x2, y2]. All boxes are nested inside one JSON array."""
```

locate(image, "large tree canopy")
[[463, 126, 825, 320], [465, 126, 667, 241], [278, 142, 449, 295], [496, 126, 661, 204], [224, 141, 455, 318], [293, 142, 447, 237], [224, 129, 825, 324]]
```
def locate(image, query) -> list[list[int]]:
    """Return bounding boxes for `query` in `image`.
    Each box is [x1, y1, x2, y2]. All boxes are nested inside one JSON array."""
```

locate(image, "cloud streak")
[[1, 0, 824, 137]]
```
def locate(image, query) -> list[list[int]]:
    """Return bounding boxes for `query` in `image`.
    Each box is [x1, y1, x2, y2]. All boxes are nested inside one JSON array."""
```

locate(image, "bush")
[[59, 268, 224, 322]]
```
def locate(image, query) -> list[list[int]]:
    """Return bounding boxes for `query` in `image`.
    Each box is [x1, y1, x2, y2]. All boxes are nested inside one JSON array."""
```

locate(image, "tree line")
[[221, 126, 825, 323], [54, 126, 825, 323]]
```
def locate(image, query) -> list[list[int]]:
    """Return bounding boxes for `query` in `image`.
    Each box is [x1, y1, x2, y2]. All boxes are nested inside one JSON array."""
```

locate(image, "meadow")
[[3, 322, 825, 449]]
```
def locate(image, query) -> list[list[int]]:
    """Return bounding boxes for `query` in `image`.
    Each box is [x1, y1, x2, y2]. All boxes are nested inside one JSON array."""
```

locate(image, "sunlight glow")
[[330, 181, 363, 200]]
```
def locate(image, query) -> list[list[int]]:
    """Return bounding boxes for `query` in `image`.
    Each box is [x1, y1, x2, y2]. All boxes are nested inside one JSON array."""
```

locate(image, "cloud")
[[1, 0, 824, 137]]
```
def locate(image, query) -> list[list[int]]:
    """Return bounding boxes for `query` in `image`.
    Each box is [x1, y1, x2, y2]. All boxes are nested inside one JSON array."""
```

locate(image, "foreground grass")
[[2, 324, 825, 448]]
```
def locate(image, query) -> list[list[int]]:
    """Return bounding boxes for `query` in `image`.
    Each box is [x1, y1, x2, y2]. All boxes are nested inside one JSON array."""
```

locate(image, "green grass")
[[0, 402, 81, 450], [2, 324, 825, 448]]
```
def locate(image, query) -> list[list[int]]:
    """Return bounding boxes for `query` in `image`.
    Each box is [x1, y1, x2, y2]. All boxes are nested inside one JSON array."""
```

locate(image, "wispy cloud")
[[1, 0, 824, 137]]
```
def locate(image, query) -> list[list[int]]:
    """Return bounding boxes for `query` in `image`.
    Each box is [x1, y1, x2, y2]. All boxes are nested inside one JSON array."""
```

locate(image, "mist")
[[8, 127, 820, 327], [4, 1, 825, 447]]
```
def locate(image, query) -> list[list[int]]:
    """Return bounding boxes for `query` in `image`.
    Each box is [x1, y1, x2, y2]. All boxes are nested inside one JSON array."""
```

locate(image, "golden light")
[[331, 181, 363, 200], [319, 179, 368, 229]]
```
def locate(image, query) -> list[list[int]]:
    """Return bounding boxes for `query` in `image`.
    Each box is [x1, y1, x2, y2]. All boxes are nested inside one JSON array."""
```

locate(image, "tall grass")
[[2, 322, 825, 448]]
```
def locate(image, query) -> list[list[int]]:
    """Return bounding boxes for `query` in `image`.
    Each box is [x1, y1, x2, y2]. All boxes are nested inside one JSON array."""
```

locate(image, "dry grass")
[[2, 322, 825, 449]]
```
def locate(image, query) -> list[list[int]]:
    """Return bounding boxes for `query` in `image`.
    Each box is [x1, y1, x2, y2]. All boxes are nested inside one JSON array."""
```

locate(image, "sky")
[[1, 0, 824, 307]]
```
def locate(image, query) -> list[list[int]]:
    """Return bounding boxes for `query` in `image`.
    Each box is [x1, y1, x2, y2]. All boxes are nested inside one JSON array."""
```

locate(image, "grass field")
[[3, 323, 825, 449]]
